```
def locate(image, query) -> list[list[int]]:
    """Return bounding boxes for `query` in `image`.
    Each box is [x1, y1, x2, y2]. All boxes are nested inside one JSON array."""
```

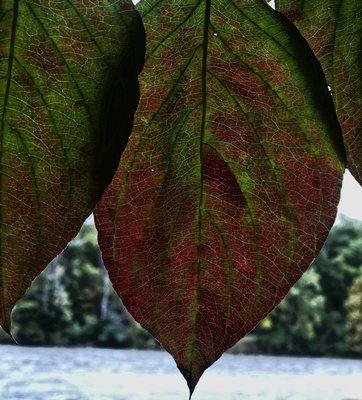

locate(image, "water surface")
[[0, 345, 361, 399]]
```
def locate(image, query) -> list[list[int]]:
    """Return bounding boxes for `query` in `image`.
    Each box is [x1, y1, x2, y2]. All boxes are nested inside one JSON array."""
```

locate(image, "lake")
[[0, 345, 361, 400]]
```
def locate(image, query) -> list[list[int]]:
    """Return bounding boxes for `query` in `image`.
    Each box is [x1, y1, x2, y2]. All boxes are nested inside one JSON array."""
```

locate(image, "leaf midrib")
[[188, 0, 211, 385]]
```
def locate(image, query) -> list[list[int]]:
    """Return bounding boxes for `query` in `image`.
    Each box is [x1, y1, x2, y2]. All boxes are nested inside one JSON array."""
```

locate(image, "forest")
[[1, 216, 361, 358]]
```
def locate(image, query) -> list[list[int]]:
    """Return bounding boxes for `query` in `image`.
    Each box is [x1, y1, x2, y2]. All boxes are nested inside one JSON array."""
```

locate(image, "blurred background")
[[1, 209, 361, 358], [0, 172, 361, 400]]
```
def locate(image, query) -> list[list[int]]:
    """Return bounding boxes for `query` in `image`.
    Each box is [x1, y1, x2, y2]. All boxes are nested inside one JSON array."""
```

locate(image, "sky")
[[338, 171, 362, 221], [130, 0, 361, 223]]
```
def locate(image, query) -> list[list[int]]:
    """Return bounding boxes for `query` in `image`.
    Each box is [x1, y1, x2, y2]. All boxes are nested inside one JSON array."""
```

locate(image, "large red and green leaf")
[[276, 0, 361, 184], [95, 0, 345, 394], [0, 0, 145, 332]]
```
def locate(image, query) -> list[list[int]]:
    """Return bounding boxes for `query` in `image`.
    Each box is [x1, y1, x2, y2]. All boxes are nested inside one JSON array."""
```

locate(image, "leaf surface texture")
[[276, 0, 361, 184], [95, 0, 345, 393], [0, 0, 145, 331]]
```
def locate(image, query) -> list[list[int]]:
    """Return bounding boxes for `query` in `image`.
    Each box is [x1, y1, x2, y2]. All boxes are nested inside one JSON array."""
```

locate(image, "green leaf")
[[0, 0, 145, 332], [276, 0, 362, 184], [95, 0, 345, 394]]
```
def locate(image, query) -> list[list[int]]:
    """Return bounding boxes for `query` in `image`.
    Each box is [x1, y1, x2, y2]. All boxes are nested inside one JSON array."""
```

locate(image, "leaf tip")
[[1, 317, 11, 336], [178, 365, 199, 400], [1, 324, 17, 344], [9, 332, 18, 345], [188, 383, 196, 400], [1, 313, 18, 343]]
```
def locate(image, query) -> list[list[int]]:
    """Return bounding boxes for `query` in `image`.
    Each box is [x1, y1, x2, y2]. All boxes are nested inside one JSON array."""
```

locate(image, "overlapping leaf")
[[276, 0, 361, 184], [95, 0, 346, 394], [0, 0, 145, 332]]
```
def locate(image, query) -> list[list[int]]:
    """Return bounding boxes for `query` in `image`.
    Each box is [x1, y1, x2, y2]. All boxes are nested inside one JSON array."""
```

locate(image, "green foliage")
[[0, 0, 145, 331], [9, 223, 156, 349], [254, 217, 362, 357], [256, 268, 326, 355], [313, 218, 362, 354], [346, 276, 362, 354], [276, 0, 362, 184]]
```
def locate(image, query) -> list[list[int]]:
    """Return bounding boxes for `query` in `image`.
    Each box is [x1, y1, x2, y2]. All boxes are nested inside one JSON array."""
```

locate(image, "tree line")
[[1, 217, 361, 357]]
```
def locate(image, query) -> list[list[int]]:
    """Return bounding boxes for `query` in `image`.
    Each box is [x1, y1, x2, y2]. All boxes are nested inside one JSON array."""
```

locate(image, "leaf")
[[95, 0, 346, 394], [0, 0, 145, 332], [276, 0, 361, 184]]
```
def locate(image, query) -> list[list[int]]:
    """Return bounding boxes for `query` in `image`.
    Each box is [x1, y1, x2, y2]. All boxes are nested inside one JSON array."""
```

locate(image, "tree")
[[346, 276, 362, 354], [312, 218, 362, 355], [10, 223, 156, 350], [255, 268, 326, 355], [252, 217, 362, 357]]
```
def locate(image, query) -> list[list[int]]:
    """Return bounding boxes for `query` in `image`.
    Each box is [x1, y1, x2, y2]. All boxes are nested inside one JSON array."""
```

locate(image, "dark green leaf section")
[[276, 0, 361, 184], [96, 0, 345, 394], [0, 0, 145, 332]]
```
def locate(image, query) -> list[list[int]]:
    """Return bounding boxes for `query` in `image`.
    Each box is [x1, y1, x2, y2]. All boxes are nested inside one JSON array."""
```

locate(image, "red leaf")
[[96, 0, 345, 394]]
